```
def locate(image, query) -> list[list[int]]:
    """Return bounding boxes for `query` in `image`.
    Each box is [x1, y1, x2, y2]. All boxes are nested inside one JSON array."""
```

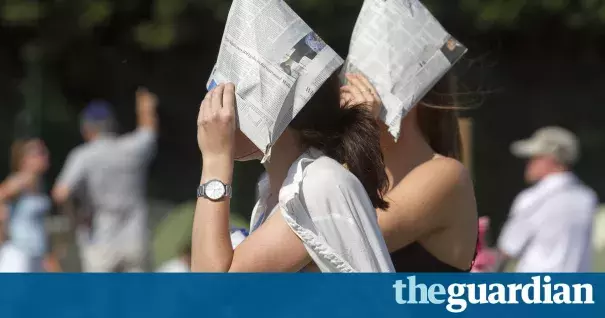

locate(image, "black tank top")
[[390, 242, 471, 272]]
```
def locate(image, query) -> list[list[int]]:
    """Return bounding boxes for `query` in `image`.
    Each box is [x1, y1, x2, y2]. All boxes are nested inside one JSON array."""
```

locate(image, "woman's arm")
[[191, 83, 309, 272], [0, 203, 7, 243], [193, 165, 310, 272], [0, 173, 34, 203], [193, 203, 310, 272]]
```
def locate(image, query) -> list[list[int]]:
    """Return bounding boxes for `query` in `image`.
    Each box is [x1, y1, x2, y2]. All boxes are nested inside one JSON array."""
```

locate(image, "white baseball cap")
[[510, 126, 580, 165]]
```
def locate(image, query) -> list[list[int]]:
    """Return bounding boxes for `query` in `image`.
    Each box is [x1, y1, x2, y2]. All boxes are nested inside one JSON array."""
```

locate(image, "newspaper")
[[342, 0, 467, 140], [207, 0, 344, 162]]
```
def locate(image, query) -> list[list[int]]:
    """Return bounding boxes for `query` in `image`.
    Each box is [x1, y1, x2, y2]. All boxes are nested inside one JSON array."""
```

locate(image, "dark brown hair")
[[417, 76, 463, 161], [289, 72, 389, 210]]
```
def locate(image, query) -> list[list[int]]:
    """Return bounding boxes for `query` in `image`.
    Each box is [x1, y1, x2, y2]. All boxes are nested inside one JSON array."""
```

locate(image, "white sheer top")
[[249, 149, 394, 273]]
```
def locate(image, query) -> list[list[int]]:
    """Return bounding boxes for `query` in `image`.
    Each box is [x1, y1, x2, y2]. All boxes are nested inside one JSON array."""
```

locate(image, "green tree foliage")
[[3, 0, 605, 55], [450, 0, 605, 30]]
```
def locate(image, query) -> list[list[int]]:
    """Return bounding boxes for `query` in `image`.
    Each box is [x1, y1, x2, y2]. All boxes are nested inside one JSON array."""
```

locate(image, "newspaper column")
[[342, 0, 467, 140]]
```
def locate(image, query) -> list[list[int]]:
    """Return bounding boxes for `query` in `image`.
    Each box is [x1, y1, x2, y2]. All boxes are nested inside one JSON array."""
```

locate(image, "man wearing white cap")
[[497, 126, 598, 272]]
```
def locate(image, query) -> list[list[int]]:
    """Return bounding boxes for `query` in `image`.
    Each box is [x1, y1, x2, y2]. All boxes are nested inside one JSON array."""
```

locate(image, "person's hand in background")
[[136, 87, 159, 130], [340, 73, 382, 119]]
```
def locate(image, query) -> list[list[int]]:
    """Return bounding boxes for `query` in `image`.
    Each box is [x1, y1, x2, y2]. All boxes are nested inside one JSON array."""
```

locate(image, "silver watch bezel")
[[198, 179, 232, 201]]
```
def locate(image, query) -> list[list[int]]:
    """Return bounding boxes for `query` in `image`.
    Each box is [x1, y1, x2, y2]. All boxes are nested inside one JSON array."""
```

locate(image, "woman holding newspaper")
[[192, 74, 395, 273], [340, 73, 478, 272]]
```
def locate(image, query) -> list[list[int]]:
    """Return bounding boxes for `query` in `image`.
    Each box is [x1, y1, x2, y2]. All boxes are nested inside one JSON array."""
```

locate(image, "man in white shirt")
[[52, 88, 158, 272], [497, 126, 598, 272]]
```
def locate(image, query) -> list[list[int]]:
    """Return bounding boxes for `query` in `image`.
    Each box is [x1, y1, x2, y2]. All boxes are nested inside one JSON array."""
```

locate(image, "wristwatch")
[[198, 179, 232, 201]]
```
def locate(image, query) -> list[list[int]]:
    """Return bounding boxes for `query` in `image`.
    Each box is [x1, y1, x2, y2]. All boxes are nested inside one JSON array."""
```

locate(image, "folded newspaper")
[[207, 0, 344, 162], [342, 0, 467, 140]]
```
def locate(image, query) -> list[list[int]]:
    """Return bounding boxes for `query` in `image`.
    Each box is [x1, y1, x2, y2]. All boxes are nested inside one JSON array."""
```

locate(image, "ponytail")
[[290, 72, 389, 209]]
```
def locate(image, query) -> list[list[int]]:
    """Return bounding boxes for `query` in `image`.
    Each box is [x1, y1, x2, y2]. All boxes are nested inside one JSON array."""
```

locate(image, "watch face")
[[205, 180, 226, 201]]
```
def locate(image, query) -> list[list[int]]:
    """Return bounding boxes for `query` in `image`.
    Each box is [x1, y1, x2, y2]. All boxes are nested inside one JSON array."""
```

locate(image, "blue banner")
[[0, 274, 602, 317]]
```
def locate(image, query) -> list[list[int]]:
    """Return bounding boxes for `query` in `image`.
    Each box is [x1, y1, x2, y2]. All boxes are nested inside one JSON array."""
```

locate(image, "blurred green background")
[[1, 0, 604, 269]]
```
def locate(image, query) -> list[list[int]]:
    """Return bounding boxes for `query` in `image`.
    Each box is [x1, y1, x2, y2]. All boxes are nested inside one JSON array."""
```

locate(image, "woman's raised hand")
[[197, 83, 237, 171], [340, 73, 382, 119]]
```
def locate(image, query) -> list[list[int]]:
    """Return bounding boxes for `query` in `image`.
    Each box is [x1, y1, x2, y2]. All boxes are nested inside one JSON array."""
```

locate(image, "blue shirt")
[[9, 193, 51, 257]]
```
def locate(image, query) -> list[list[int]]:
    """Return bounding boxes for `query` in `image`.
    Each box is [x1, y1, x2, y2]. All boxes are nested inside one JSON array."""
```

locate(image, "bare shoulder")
[[399, 156, 471, 189], [389, 157, 475, 217], [418, 157, 472, 189]]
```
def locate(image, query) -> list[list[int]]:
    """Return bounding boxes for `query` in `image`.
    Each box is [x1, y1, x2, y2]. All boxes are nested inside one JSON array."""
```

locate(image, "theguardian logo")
[[393, 276, 594, 313]]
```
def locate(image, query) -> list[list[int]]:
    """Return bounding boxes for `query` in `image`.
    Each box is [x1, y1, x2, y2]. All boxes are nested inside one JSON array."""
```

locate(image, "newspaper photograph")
[[207, 0, 344, 162], [342, 0, 467, 140]]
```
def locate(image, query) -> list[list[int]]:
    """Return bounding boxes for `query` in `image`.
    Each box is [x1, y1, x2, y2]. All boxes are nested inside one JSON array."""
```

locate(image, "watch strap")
[[225, 184, 233, 197], [197, 184, 204, 198]]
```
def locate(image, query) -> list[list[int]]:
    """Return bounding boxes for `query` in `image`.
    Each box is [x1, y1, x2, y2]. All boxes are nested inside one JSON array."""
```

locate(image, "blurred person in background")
[[0, 203, 7, 245], [340, 74, 478, 272], [471, 216, 497, 272], [0, 139, 52, 272], [156, 242, 191, 273], [52, 88, 159, 272], [496, 126, 598, 272]]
